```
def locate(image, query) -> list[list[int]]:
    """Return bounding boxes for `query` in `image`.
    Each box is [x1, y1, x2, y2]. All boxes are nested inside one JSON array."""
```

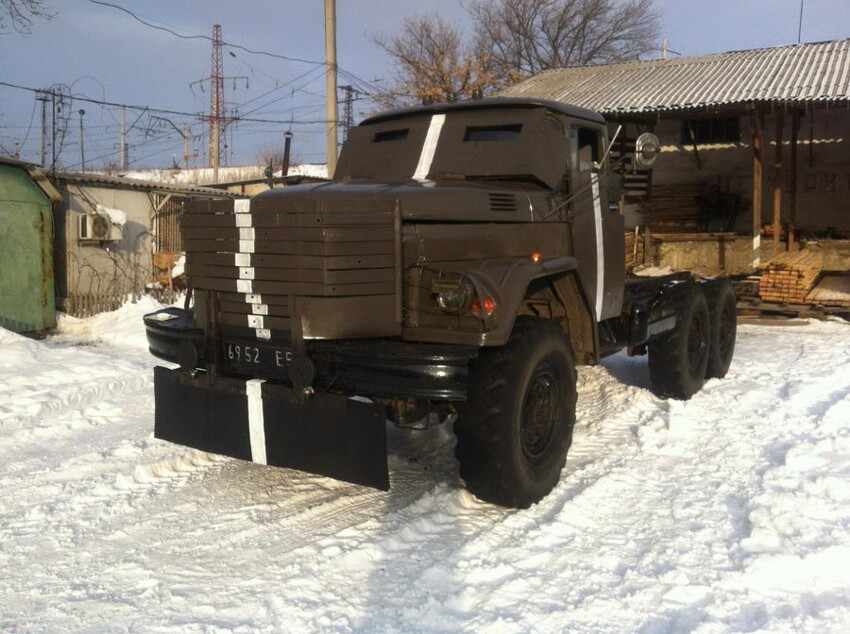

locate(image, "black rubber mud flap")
[[153, 367, 390, 490]]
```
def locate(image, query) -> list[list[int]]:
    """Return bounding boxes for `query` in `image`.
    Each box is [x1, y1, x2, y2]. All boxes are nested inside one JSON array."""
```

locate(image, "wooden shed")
[[501, 39, 850, 278]]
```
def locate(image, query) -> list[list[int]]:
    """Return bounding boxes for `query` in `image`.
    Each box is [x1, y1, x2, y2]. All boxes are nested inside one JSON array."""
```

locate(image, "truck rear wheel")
[[648, 287, 710, 400], [704, 279, 737, 379], [455, 317, 577, 509]]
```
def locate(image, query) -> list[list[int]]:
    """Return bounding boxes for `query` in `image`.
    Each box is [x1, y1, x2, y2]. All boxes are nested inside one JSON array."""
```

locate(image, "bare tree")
[[0, 0, 52, 34], [372, 13, 500, 108], [467, 0, 661, 77], [256, 144, 289, 168]]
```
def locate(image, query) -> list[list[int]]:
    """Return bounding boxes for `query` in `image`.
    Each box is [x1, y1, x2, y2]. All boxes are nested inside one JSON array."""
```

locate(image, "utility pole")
[[190, 25, 246, 181], [209, 23, 224, 180], [151, 115, 196, 169], [183, 123, 191, 169], [37, 91, 49, 166], [51, 90, 57, 172], [79, 109, 86, 172], [324, 0, 338, 176], [339, 84, 360, 142], [119, 105, 127, 170]]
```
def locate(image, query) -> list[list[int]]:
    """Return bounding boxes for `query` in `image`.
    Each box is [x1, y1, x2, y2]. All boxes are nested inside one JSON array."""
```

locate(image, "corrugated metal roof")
[[499, 39, 850, 115], [53, 171, 240, 197]]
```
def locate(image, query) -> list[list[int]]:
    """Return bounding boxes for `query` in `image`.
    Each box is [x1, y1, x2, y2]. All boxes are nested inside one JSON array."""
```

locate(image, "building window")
[[681, 117, 740, 145], [154, 195, 185, 252]]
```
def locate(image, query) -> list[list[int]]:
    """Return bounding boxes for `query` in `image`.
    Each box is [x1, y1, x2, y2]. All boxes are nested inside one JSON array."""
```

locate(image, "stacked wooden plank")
[[805, 274, 850, 307], [758, 250, 824, 304], [642, 184, 702, 231]]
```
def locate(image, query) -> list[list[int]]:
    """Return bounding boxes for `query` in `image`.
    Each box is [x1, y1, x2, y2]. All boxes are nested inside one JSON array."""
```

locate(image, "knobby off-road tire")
[[454, 317, 577, 509], [704, 279, 737, 379], [648, 287, 710, 400]]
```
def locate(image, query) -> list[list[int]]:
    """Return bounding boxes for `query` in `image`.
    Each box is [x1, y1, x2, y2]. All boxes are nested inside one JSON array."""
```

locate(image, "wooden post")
[[644, 226, 652, 265], [687, 122, 702, 169], [789, 112, 800, 251], [773, 111, 785, 255], [751, 110, 764, 269]]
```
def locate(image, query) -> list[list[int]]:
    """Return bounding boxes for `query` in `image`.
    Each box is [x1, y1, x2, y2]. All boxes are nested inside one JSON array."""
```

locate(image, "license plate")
[[223, 340, 293, 369]]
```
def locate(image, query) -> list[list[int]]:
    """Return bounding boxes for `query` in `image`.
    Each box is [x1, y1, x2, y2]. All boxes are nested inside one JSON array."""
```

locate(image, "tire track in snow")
[[0, 389, 228, 545], [78, 422, 465, 559], [121, 365, 659, 569], [293, 353, 812, 632], [223, 363, 675, 632]]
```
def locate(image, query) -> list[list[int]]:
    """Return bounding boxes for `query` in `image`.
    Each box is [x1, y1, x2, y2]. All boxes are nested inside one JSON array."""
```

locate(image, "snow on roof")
[[95, 204, 126, 227], [114, 163, 329, 187], [54, 170, 238, 197]]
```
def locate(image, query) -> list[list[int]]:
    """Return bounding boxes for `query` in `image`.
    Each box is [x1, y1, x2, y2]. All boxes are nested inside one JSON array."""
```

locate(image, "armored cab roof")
[[360, 97, 606, 127]]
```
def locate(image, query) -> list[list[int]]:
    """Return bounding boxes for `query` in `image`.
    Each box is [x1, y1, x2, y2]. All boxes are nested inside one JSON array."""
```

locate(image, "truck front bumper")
[[154, 366, 390, 490], [144, 307, 477, 401]]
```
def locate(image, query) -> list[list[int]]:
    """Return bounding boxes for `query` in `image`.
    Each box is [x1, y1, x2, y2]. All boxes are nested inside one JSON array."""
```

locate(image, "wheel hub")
[[521, 366, 559, 463]]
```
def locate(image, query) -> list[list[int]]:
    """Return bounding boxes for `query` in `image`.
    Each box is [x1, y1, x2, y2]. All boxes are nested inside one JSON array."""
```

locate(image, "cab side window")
[[573, 127, 600, 173]]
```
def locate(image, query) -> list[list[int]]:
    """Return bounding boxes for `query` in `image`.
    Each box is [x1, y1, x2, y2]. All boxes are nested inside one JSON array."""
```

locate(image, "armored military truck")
[[144, 98, 737, 509]]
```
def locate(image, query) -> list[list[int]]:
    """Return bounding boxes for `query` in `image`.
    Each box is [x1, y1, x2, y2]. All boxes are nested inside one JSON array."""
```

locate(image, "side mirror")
[[634, 132, 660, 169]]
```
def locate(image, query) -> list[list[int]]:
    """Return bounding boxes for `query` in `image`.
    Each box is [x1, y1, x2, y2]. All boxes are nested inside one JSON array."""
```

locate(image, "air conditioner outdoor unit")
[[78, 212, 123, 242]]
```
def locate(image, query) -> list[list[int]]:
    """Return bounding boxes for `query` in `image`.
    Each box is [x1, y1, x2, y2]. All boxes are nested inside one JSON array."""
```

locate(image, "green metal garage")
[[0, 158, 60, 333]]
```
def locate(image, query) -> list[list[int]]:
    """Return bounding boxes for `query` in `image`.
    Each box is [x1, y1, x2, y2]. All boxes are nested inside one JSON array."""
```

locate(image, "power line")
[[86, 0, 403, 107], [235, 66, 325, 114], [238, 75, 326, 119], [0, 80, 330, 126], [87, 0, 327, 67], [18, 98, 38, 150]]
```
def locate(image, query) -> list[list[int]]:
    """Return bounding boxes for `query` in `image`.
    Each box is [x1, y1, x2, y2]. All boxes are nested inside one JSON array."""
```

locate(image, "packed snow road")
[[1, 298, 849, 632]]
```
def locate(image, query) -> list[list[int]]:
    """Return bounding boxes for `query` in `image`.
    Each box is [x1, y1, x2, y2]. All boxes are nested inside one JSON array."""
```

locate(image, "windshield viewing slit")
[[463, 124, 523, 142], [373, 129, 409, 143]]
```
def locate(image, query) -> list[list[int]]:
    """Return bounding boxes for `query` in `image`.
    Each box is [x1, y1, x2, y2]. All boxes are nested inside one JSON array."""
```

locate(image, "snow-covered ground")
[[1, 301, 849, 632]]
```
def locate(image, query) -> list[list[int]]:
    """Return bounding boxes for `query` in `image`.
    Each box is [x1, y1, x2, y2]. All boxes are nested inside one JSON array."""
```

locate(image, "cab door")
[[568, 124, 624, 321]]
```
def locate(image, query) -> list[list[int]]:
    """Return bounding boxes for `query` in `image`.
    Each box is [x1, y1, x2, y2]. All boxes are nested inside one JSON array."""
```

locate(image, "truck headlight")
[[431, 273, 496, 320], [432, 274, 475, 313]]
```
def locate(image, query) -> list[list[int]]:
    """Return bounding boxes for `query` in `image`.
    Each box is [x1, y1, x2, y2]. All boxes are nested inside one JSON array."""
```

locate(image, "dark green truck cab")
[[146, 98, 736, 508]]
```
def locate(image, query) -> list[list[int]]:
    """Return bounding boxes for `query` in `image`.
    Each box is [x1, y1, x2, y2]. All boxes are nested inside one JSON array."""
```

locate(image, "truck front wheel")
[[455, 317, 577, 509], [648, 287, 710, 400]]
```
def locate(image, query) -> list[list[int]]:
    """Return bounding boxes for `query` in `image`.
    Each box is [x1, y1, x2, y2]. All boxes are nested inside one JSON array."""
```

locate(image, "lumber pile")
[[805, 273, 850, 307], [758, 250, 824, 304]]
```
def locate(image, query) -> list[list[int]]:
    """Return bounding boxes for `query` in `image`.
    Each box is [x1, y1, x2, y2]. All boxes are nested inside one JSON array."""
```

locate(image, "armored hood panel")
[[253, 180, 552, 223]]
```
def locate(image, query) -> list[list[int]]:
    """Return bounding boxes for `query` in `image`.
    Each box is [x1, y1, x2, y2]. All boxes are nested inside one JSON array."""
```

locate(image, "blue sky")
[[0, 0, 848, 169]]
